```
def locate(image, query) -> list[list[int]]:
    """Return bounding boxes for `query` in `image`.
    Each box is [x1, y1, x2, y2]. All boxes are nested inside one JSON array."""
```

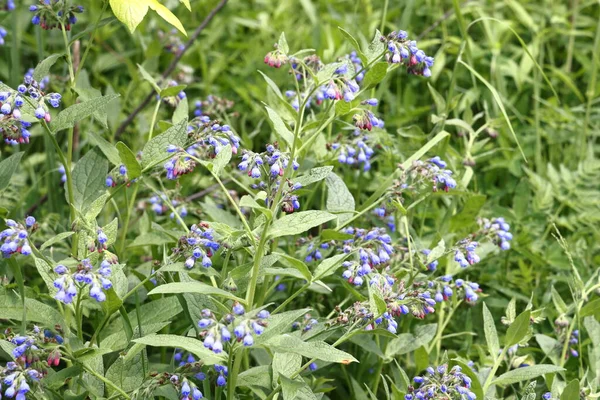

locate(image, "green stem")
[[227, 347, 243, 400], [118, 181, 139, 255], [148, 100, 161, 141], [60, 23, 75, 83], [8, 258, 26, 335], [482, 346, 508, 393], [272, 283, 310, 314]]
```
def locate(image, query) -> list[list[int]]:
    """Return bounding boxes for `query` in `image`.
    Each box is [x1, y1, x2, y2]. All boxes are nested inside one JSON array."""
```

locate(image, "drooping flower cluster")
[[478, 217, 513, 251], [264, 42, 289, 68], [316, 63, 361, 103], [1, 326, 64, 399], [384, 30, 435, 77], [106, 164, 130, 187], [172, 222, 220, 269], [238, 145, 302, 211], [452, 240, 480, 268], [193, 95, 236, 118], [198, 304, 269, 353], [1, 217, 36, 257], [148, 194, 188, 220], [405, 364, 477, 399], [331, 129, 377, 171], [131, 369, 207, 400], [30, 1, 84, 30], [170, 375, 204, 400], [394, 157, 457, 195], [53, 258, 114, 304], [158, 29, 185, 55], [1, 71, 61, 144], [373, 206, 396, 232], [338, 226, 395, 286]]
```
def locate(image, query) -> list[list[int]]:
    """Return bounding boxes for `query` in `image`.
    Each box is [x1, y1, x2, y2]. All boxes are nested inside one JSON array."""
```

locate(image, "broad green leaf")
[[45, 366, 83, 390], [385, 324, 438, 359], [319, 229, 354, 241], [362, 62, 388, 88], [254, 308, 310, 345], [116, 142, 142, 179], [482, 303, 500, 358], [109, 0, 187, 35], [325, 172, 355, 224], [277, 32, 289, 54], [141, 119, 188, 168], [51, 94, 119, 133], [505, 310, 530, 346], [294, 166, 333, 187], [272, 352, 301, 387], [450, 195, 486, 230], [425, 239, 445, 264], [0, 288, 66, 327], [105, 352, 145, 396], [550, 286, 568, 315], [237, 365, 272, 389], [88, 131, 121, 165], [84, 193, 109, 221], [580, 298, 600, 318], [33, 54, 63, 82], [312, 253, 349, 281], [280, 375, 319, 400], [148, 282, 245, 303], [364, 29, 385, 63], [367, 283, 386, 316], [128, 232, 176, 247], [71, 147, 108, 211], [337, 27, 367, 65], [160, 84, 186, 98], [265, 106, 294, 148], [212, 144, 232, 176], [491, 365, 564, 386], [265, 334, 357, 363], [560, 379, 579, 400], [0, 152, 23, 192], [173, 97, 188, 124], [427, 83, 447, 114], [274, 252, 312, 281], [133, 334, 225, 364], [40, 231, 74, 250], [269, 211, 335, 238]]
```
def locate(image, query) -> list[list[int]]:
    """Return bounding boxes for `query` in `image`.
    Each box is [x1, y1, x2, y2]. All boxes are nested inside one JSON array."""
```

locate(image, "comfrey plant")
[[0, 5, 596, 399]]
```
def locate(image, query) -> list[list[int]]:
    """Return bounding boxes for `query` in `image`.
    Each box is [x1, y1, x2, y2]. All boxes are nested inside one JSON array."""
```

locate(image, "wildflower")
[[175, 222, 220, 269], [30, 1, 84, 30], [53, 258, 114, 304], [406, 364, 476, 399], [1, 217, 36, 257]]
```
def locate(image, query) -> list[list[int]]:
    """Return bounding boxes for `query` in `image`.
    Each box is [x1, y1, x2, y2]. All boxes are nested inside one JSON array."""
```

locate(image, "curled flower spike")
[[331, 130, 376, 172], [405, 364, 476, 399], [53, 258, 114, 304], [30, 1, 84, 30], [479, 217, 513, 250], [1, 217, 36, 257], [197, 306, 270, 354], [383, 30, 435, 77], [174, 222, 220, 270]]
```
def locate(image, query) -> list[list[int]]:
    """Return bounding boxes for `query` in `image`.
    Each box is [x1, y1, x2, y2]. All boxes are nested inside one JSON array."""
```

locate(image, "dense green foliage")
[[0, 1, 599, 399]]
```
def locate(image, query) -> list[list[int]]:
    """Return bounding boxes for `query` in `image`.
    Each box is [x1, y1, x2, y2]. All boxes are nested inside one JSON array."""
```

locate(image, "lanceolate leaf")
[[148, 282, 246, 303], [0, 152, 23, 192], [51, 94, 119, 133], [269, 211, 335, 238], [71, 147, 108, 211], [133, 334, 225, 364]]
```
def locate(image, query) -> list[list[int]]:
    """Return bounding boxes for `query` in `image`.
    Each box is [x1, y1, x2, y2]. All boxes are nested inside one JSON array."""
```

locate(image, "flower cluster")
[[373, 206, 396, 232], [346, 51, 364, 82], [316, 64, 361, 103], [264, 42, 289, 68], [172, 222, 220, 269], [161, 80, 187, 107], [198, 304, 269, 353], [292, 313, 319, 332], [193, 95, 236, 118], [331, 129, 377, 171], [158, 29, 185, 55], [148, 194, 188, 220], [170, 375, 204, 400], [453, 241, 480, 268], [394, 157, 457, 195], [478, 217, 513, 250], [338, 226, 394, 286], [1, 217, 36, 257], [106, 164, 130, 187], [58, 164, 67, 183], [1, 326, 65, 399], [352, 109, 385, 131], [0, 71, 62, 144], [238, 145, 302, 211], [53, 258, 114, 304], [405, 364, 477, 399], [384, 30, 435, 77], [186, 116, 241, 156], [30, 1, 84, 30]]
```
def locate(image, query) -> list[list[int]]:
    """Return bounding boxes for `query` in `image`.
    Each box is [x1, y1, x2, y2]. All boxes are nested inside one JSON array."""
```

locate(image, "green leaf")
[[148, 282, 245, 303], [137, 64, 161, 93], [254, 308, 310, 345], [272, 352, 301, 387], [33, 53, 63, 82], [319, 229, 354, 241], [269, 211, 335, 238], [448, 359, 483, 399], [427, 83, 447, 114], [450, 195, 486, 229], [40, 231, 74, 250], [109, 0, 187, 35], [385, 324, 438, 358], [550, 286, 568, 315], [265, 106, 294, 148], [116, 142, 142, 179], [337, 27, 367, 65], [505, 310, 530, 346], [71, 147, 108, 211], [173, 97, 188, 124], [0, 288, 67, 327], [362, 62, 388, 89], [265, 334, 357, 363], [459, 60, 526, 161], [325, 172, 355, 225], [580, 298, 600, 318], [312, 253, 349, 281], [482, 303, 500, 358], [368, 284, 386, 316], [51, 94, 120, 133], [560, 379, 579, 400], [160, 84, 187, 98], [491, 365, 564, 386], [274, 253, 312, 281], [425, 239, 445, 264], [141, 119, 188, 168], [105, 352, 145, 396], [280, 375, 319, 400], [0, 152, 23, 192], [212, 144, 232, 176], [364, 29, 385, 63], [128, 232, 177, 247], [133, 334, 225, 364], [277, 32, 289, 54], [237, 365, 272, 389], [88, 131, 121, 165], [294, 166, 333, 187]]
